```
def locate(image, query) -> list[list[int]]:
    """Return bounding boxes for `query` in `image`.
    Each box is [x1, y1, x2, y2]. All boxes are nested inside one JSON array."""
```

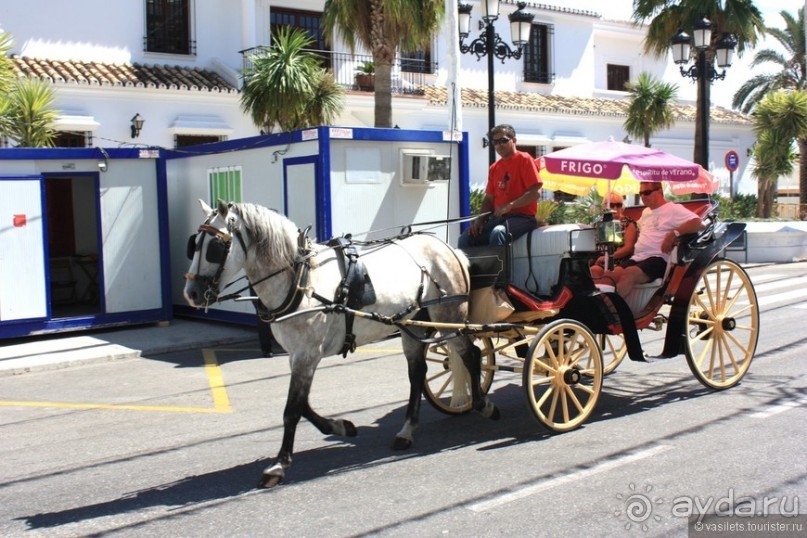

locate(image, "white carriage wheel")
[[423, 336, 496, 415], [684, 258, 759, 390], [523, 319, 603, 432]]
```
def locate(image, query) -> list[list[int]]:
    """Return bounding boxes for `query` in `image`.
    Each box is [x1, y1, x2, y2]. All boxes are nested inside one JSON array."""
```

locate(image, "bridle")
[[184, 211, 249, 305], [184, 209, 312, 318]]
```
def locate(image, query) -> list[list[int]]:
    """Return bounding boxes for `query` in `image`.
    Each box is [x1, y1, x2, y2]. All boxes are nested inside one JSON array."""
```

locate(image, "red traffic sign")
[[725, 150, 740, 172]]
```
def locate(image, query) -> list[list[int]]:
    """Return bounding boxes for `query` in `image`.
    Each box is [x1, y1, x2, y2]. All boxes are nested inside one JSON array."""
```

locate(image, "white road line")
[[750, 398, 807, 419], [751, 275, 807, 293], [466, 444, 673, 513], [756, 287, 807, 307]]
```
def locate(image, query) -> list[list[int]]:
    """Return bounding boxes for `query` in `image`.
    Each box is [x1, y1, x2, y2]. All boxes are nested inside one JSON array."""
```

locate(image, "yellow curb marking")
[[0, 349, 232, 413]]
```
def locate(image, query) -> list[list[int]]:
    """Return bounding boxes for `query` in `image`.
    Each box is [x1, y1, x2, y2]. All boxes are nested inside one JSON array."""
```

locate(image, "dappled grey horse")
[[183, 200, 498, 487]]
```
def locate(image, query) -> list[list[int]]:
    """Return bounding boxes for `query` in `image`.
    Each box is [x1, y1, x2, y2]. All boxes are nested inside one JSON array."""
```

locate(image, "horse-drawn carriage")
[[183, 192, 757, 487], [422, 198, 758, 432]]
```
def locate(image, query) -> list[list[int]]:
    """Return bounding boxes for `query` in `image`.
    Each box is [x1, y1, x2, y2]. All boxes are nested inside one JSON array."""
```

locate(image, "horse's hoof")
[[258, 473, 283, 489], [343, 420, 357, 437], [392, 436, 412, 450], [489, 406, 501, 420]]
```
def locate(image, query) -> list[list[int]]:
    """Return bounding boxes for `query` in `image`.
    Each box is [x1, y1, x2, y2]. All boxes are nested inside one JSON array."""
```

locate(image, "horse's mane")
[[231, 203, 298, 267]]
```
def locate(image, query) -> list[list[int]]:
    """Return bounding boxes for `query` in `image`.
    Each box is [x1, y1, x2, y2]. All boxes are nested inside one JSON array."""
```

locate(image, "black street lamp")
[[458, 1, 534, 165], [671, 16, 737, 170]]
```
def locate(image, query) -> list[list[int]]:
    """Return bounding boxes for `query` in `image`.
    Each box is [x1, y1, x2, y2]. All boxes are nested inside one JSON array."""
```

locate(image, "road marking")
[[752, 275, 807, 293], [203, 348, 232, 412], [754, 287, 807, 307], [0, 349, 232, 414], [750, 398, 807, 419], [467, 444, 673, 512]]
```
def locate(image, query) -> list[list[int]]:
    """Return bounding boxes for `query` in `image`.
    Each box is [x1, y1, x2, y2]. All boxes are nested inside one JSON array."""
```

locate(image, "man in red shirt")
[[458, 124, 542, 248]]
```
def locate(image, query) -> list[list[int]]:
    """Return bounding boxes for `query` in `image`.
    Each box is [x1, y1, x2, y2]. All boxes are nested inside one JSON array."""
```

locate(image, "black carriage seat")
[[619, 199, 717, 317]]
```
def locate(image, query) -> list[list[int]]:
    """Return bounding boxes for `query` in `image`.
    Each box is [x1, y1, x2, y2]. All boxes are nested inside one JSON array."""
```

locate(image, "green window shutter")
[[208, 166, 243, 205]]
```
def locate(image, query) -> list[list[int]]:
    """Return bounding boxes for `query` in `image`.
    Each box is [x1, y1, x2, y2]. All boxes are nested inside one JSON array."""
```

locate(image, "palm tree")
[[751, 89, 807, 217], [4, 78, 57, 147], [322, 0, 444, 128], [623, 72, 679, 147], [240, 26, 345, 133], [633, 0, 765, 168], [0, 32, 18, 137], [732, 9, 807, 215]]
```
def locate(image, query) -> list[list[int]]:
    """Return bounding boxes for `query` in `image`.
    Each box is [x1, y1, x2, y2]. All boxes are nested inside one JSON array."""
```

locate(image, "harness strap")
[[603, 292, 646, 362]]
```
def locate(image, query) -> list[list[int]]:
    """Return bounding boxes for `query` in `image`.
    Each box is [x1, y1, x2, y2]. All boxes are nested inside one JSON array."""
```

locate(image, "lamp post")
[[458, 1, 534, 165], [671, 17, 737, 170]]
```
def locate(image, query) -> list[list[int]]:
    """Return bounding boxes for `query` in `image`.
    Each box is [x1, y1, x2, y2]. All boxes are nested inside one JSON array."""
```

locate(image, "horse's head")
[[183, 199, 248, 308]]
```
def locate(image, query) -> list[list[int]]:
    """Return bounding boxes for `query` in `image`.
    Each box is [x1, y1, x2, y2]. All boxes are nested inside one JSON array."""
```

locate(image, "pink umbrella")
[[538, 140, 718, 196]]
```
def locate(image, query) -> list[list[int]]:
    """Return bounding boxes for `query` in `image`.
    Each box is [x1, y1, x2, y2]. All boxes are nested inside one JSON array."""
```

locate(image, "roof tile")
[[422, 86, 750, 125], [11, 56, 237, 94]]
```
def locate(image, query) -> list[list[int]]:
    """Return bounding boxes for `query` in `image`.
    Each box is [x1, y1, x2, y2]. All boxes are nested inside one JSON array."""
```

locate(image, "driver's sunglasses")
[[492, 137, 511, 146], [639, 189, 660, 196]]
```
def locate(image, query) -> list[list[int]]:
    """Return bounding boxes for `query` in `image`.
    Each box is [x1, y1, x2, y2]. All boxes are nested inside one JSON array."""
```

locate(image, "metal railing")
[[239, 47, 434, 95]]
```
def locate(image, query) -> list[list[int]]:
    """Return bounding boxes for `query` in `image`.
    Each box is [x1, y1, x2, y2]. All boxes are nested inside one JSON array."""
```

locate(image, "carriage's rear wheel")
[[597, 333, 627, 374], [423, 337, 496, 415], [684, 259, 759, 389], [523, 320, 603, 432]]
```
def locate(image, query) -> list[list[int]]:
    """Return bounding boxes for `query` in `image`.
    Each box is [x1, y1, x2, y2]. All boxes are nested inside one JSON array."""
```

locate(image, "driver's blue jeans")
[[458, 214, 537, 249]]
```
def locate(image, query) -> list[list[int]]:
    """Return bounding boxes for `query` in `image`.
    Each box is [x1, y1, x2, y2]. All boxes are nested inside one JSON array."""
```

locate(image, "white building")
[[0, 0, 757, 195]]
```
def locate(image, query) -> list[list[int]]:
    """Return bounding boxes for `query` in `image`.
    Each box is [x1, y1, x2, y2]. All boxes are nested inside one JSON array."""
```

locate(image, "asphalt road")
[[0, 262, 805, 537]]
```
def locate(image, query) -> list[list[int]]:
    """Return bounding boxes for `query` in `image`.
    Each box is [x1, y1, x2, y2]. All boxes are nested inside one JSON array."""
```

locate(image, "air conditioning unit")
[[400, 150, 451, 186]]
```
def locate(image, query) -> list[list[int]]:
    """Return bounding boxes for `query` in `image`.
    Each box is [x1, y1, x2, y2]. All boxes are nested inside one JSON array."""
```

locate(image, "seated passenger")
[[458, 124, 542, 248], [595, 182, 704, 297], [590, 192, 638, 279]]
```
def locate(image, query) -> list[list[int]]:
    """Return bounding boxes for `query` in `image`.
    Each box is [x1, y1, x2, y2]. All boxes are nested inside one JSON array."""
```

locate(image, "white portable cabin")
[[0, 147, 171, 338], [0, 127, 469, 338], [167, 126, 470, 324]]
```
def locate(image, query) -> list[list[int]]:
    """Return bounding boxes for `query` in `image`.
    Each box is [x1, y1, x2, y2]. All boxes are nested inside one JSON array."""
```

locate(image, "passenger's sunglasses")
[[639, 189, 660, 196], [492, 137, 511, 146], [610, 203, 623, 208]]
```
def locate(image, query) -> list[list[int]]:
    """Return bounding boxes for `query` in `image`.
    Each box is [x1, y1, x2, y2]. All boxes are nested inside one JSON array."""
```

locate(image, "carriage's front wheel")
[[684, 258, 759, 390], [523, 320, 603, 432], [423, 337, 496, 415]]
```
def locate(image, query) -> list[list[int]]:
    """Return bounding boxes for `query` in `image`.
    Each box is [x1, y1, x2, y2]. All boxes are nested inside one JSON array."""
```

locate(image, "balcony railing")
[[239, 47, 434, 95]]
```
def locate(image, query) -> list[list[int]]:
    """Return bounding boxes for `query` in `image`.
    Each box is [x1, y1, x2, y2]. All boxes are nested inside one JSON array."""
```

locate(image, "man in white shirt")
[[598, 181, 704, 297]]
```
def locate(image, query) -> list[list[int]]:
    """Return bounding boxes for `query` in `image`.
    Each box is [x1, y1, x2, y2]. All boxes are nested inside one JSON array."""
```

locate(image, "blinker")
[[186, 232, 229, 264]]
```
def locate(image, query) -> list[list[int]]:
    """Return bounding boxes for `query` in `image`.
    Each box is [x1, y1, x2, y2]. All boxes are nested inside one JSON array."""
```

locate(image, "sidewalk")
[[0, 318, 261, 376]]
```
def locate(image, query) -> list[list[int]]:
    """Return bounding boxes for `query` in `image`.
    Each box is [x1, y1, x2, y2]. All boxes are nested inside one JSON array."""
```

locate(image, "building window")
[[209, 166, 243, 205], [401, 47, 433, 74], [270, 8, 328, 68], [607, 64, 630, 91], [175, 134, 225, 148], [145, 0, 195, 55], [53, 131, 91, 147], [524, 23, 553, 84]]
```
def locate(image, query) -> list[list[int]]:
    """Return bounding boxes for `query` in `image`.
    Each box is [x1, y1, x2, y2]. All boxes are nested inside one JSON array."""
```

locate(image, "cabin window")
[[208, 166, 243, 205]]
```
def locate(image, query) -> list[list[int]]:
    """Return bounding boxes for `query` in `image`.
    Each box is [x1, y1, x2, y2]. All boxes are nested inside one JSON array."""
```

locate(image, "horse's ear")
[[198, 199, 213, 215], [216, 199, 229, 217]]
